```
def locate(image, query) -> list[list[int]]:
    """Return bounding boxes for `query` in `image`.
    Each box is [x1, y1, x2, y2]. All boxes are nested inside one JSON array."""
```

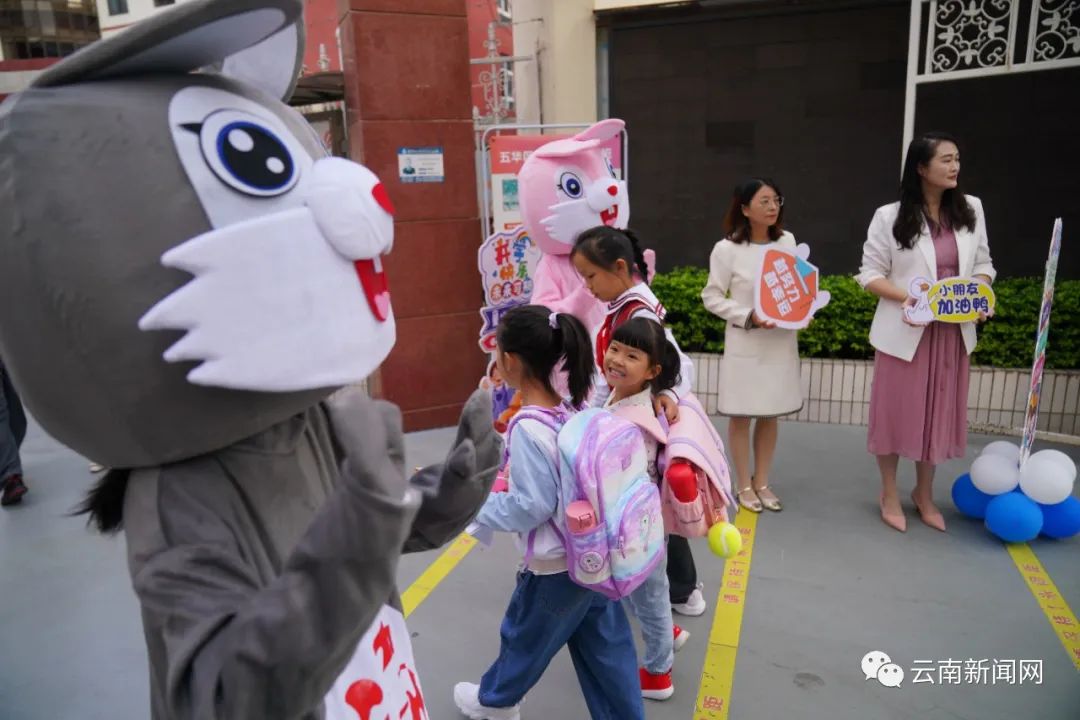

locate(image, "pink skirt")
[[867, 322, 970, 465]]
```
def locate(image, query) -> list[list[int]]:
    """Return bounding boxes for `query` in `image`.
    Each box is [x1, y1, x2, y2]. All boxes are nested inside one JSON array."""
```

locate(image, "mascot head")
[[517, 119, 629, 256], [0, 0, 396, 468]]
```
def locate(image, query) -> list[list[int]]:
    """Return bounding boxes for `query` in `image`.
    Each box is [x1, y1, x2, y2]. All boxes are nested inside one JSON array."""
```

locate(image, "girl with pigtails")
[[455, 305, 645, 720]]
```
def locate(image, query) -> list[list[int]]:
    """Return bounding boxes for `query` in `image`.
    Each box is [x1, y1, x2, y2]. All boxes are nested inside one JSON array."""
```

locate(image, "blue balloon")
[[1040, 496, 1080, 539], [952, 473, 994, 519], [985, 493, 1044, 543]]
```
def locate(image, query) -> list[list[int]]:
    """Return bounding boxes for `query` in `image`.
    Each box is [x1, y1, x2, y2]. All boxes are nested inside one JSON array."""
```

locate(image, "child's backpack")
[[658, 394, 735, 537], [507, 407, 665, 600]]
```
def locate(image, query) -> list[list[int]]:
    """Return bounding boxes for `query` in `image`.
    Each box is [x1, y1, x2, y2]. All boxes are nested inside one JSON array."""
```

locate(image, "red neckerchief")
[[594, 291, 665, 369]]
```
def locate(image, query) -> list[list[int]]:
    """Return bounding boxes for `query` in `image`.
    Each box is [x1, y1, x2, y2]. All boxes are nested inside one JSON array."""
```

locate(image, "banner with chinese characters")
[[753, 244, 830, 329], [477, 225, 542, 353], [903, 276, 995, 324], [488, 133, 622, 232], [1019, 219, 1063, 466]]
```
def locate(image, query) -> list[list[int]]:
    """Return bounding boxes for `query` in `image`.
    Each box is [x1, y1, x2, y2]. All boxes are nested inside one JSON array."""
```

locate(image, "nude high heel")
[[879, 493, 906, 533], [911, 492, 947, 532]]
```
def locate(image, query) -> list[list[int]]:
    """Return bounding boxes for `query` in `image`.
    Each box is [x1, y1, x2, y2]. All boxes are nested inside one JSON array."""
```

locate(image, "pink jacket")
[[609, 392, 734, 535]]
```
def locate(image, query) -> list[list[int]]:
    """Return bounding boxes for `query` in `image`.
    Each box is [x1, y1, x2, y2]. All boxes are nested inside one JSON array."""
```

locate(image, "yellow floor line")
[[401, 532, 478, 618], [1005, 543, 1080, 671], [694, 511, 760, 719]]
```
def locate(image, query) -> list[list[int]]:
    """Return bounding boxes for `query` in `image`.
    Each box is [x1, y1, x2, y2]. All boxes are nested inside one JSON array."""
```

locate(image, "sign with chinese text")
[[477, 225, 542, 352], [753, 244, 830, 329], [488, 133, 622, 231], [397, 147, 444, 184], [905, 276, 996, 324]]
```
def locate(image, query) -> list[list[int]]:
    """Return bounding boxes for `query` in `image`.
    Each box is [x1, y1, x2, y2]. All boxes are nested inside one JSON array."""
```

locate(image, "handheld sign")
[[753, 243, 831, 329], [477, 225, 541, 352], [904, 276, 995, 325]]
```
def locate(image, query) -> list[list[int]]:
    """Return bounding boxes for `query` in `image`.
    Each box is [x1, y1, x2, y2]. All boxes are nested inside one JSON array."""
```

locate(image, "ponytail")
[[554, 312, 594, 407], [653, 338, 682, 394], [621, 228, 650, 282], [497, 305, 595, 407], [71, 468, 130, 534], [572, 226, 651, 285]]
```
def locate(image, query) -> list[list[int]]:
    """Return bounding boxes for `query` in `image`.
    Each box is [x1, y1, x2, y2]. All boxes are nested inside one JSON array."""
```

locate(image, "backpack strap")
[[507, 405, 571, 568]]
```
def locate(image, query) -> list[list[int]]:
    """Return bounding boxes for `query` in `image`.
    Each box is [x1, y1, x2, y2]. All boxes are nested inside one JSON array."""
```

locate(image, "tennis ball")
[[707, 522, 742, 558]]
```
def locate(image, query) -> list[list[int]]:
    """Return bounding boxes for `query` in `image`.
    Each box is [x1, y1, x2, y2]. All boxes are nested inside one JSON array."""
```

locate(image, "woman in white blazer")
[[702, 178, 804, 514], [856, 131, 995, 533]]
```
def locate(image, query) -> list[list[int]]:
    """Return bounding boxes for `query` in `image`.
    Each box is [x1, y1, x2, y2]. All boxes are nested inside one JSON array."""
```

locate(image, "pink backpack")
[[506, 406, 665, 600]]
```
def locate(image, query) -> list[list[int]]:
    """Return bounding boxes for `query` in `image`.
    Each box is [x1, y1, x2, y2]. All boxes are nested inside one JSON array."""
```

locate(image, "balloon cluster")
[[952, 441, 1080, 542]]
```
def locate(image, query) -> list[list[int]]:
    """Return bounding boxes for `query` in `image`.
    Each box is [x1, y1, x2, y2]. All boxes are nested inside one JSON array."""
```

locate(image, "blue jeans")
[[479, 570, 645, 720], [0, 361, 26, 481], [624, 554, 674, 674]]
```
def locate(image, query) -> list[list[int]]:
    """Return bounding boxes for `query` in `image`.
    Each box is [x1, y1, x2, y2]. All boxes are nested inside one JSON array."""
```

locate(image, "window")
[[107, 0, 127, 15], [496, 0, 510, 21]]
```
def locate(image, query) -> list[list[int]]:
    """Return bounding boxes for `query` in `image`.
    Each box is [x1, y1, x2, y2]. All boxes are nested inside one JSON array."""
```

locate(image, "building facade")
[[589, 0, 1079, 280], [0, 0, 99, 100]]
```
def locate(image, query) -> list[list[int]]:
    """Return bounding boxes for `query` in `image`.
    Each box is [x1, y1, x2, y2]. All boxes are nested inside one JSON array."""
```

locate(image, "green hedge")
[[651, 267, 1080, 370]]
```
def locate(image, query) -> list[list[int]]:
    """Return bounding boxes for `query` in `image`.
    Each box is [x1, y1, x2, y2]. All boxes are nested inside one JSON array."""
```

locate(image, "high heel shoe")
[[879, 494, 906, 532], [911, 492, 947, 532]]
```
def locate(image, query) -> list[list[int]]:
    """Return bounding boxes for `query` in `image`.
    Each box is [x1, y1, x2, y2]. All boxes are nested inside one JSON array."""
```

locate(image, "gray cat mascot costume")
[[0, 0, 500, 717]]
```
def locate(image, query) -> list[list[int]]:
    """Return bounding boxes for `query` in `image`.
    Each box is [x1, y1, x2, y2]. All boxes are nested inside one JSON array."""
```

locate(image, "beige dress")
[[701, 232, 803, 417]]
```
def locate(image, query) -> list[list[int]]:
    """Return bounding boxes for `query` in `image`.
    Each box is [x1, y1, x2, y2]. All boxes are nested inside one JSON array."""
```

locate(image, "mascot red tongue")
[[0, 1, 500, 718]]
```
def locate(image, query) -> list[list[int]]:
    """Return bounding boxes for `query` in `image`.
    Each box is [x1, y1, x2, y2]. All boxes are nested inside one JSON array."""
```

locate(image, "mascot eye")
[[194, 111, 299, 197], [558, 172, 584, 199], [604, 156, 617, 178]]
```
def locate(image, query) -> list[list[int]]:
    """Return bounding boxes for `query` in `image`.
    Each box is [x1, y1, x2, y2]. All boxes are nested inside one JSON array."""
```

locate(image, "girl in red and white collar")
[[569, 226, 695, 420]]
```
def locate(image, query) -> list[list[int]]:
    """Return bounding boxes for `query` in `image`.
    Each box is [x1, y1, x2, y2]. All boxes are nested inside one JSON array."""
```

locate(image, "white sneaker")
[[672, 582, 707, 617], [453, 682, 521, 720]]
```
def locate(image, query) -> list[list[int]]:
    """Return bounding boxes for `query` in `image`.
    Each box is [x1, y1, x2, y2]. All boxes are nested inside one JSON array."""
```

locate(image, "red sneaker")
[[673, 624, 690, 651], [1, 474, 28, 506], [639, 667, 674, 700]]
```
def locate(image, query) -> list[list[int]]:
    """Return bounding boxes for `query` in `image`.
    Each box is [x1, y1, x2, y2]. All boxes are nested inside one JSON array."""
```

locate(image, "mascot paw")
[[325, 387, 411, 502]]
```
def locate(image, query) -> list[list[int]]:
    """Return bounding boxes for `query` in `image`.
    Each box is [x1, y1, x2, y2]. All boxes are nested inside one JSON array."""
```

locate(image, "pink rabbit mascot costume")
[[518, 119, 633, 333]]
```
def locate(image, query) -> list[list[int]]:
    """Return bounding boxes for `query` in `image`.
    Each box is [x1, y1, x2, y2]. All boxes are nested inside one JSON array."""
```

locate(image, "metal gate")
[[903, 0, 1080, 160]]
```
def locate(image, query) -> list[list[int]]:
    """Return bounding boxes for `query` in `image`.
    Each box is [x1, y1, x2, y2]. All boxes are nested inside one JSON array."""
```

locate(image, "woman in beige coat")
[[701, 179, 803, 513]]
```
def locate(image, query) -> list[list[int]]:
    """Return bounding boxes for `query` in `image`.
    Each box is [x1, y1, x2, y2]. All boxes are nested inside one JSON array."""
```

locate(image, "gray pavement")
[[2, 415, 1078, 719]]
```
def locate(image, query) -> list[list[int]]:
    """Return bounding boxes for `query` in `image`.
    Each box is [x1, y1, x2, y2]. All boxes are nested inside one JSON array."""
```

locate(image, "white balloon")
[[1030, 449, 1077, 484], [1019, 453, 1076, 505], [970, 453, 1020, 495], [981, 440, 1021, 463]]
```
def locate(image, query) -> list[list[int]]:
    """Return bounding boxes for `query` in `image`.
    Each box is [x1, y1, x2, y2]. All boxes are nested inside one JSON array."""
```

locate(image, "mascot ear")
[[214, 13, 303, 101], [32, 0, 303, 101]]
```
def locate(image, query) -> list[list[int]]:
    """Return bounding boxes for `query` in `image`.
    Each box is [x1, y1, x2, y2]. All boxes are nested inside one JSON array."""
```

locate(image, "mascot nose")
[[305, 157, 395, 260], [607, 185, 618, 196]]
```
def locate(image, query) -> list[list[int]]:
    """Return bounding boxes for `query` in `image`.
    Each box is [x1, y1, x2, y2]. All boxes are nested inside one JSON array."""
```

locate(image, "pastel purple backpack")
[[507, 406, 664, 600]]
